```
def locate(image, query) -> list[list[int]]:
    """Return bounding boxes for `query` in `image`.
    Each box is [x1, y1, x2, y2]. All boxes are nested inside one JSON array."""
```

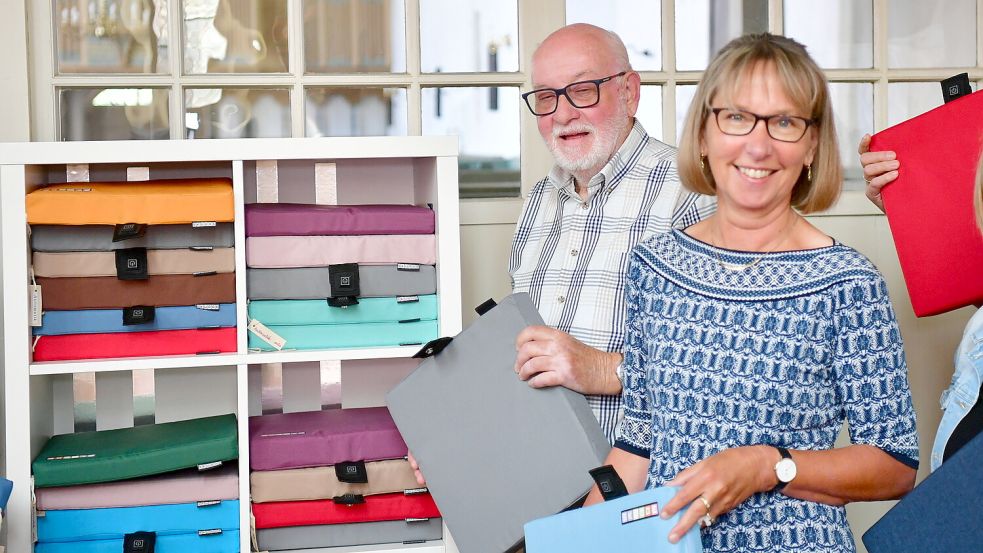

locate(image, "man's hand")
[[514, 325, 622, 395], [407, 451, 426, 486], [858, 133, 899, 212]]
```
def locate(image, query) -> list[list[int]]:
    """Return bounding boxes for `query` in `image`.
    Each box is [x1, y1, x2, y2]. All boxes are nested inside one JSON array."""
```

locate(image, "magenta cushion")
[[249, 407, 408, 471], [245, 204, 435, 237]]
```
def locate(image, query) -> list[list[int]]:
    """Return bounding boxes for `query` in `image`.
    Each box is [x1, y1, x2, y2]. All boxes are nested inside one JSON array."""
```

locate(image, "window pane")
[[887, 82, 947, 127], [420, 0, 518, 73], [185, 88, 290, 139], [675, 84, 698, 144], [304, 0, 406, 73], [784, 0, 873, 69], [566, 0, 662, 71], [54, 0, 169, 73], [422, 87, 519, 198], [305, 88, 408, 137], [183, 0, 288, 74], [828, 83, 873, 183], [635, 85, 663, 142], [888, 0, 976, 68], [60, 88, 169, 140], [675, 0, 767, 71]]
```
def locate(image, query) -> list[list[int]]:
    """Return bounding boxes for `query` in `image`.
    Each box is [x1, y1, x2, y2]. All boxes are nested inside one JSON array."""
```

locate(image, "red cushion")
[[252, 492, 440, 529], [870, 90, 983, 317], [33, 328, 237, 361]]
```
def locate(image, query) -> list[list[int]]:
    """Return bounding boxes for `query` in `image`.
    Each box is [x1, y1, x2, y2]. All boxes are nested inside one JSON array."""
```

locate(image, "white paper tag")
[[396, 296, 420, 304], [126, 166, 150, 181], [196, 500, 222, 507], [198, 529, 223, 536], [196, 304, 221, 311], [192, 221, 217, 228], [197, 461, 223, 471], [315, 162, 338, 205], [30, 284, 43, 326], [66, 164, 89, 182], [248, 319, 286, 350], [396, 263, 421, 271]]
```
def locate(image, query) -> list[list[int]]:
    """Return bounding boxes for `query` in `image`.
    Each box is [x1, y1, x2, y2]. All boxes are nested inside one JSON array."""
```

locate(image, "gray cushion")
[[256, 518, 442, 551], [386, 293, 611, 553], [247, 264, 437, 300], [31, 224, 234, 252]]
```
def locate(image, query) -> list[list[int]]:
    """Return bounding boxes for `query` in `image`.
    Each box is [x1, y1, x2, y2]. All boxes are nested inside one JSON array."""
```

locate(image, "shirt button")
[[557, 295, 565, 304], [580, 203, 588, 210], [959, 401, 968, 409], [570, 249, 579, 257]]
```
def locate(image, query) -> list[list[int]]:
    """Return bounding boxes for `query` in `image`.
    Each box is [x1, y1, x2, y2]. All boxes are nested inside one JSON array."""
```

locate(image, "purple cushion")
[[249, 407, 408, 471], [245, 204, 435, 237]]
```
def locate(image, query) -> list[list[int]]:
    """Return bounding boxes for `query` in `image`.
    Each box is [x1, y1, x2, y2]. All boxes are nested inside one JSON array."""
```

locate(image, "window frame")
[[25, 0, 983, 217]]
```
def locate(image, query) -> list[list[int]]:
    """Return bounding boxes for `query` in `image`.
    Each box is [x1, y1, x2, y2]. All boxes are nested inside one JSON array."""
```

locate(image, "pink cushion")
[[245, 235, 436, 268], [34, 464, 238, 510]]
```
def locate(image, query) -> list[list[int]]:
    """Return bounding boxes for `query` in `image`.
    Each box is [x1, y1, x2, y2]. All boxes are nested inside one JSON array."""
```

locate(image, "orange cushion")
[[26, 178, 234, 225]]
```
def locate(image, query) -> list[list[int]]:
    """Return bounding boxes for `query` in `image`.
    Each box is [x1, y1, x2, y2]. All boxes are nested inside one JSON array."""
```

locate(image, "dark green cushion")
[[33, 413, 238, 487]]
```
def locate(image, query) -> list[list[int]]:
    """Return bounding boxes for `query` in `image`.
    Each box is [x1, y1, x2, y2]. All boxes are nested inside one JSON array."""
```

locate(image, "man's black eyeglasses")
[[522, 72, 627, 116], [710, 107, 815, 143]]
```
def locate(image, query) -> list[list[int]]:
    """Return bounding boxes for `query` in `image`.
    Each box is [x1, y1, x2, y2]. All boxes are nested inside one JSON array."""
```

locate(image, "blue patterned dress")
[[616, 230, 919, 553]]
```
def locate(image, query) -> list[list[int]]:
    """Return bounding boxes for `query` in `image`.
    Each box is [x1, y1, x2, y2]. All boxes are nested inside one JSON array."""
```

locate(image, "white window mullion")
[[405, 0, 422, 135], [29, 0, 56, 141], [873, 0, 889, 132], [661, 0, 676, 144], [168, 0, 184, 139], [769, 0, 783, 34], [289, 0, 305, 138]]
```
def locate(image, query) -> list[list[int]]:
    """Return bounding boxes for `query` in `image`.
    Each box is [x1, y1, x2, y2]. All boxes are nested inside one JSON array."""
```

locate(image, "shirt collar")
[[547, 119, 649, 198]]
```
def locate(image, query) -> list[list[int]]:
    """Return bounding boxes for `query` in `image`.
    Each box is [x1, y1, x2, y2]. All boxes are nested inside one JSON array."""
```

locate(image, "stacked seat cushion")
[[248, 320, 437, 351], [33, 413, 238, 487], [250, 407, 406, 471], [250, 459, 419, 503], [37, 273, 235, 310], [33, 327, 237, 361], [245, 204, 435, 236], [246, 235, 436, 268], [32, 248, 235, 278], [256, 518, 442, 551], [248, 295, 437, 326], [253, 492, 439, 528], [26, 179, 234, 225], [35, 464, 239, 510], [247, 264, 437, 300], [31, 223, 235, 252], [34, 304, 236, 336], [37, 500, 239, 542], [35, 528, 240, 553]]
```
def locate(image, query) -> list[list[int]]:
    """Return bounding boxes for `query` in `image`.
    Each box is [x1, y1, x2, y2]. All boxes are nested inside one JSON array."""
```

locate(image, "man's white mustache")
[[552, 124, 595, 140]]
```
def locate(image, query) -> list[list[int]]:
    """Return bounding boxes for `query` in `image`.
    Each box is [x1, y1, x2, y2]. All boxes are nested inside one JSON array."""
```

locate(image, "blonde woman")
[[586, 34, 918, 553]]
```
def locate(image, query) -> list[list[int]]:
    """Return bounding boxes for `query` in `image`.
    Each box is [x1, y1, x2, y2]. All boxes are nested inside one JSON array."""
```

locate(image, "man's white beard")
[[547, 103, 628, 176]]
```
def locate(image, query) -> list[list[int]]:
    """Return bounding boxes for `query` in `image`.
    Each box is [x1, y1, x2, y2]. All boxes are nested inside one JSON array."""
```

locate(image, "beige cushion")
[[250, 458, 420, 503]]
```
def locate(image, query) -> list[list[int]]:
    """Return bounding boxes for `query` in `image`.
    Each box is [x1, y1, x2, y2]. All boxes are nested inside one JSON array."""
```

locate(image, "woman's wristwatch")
[[772, 446, 797, 491]]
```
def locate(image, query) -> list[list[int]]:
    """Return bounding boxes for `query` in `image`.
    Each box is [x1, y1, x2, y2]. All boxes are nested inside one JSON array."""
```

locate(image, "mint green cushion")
[[248, 295, 437, 325], [249, 320, 438, 351]]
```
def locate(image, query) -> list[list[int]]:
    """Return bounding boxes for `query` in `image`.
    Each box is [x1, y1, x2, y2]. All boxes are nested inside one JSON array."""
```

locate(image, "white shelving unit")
[[0, 137, 462, 553]]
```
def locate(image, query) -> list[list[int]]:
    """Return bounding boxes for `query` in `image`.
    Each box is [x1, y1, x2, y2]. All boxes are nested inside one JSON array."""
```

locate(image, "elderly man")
[[510, 23, 715, 442]]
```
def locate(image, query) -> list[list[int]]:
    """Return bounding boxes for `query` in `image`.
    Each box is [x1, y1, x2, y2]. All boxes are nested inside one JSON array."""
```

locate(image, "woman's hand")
[[659, 445, 777, 543], [858, 134, 900, 212]]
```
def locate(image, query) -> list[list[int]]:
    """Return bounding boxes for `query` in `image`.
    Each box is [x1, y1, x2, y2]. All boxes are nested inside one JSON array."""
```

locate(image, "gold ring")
[[698, 494, 712, 515]]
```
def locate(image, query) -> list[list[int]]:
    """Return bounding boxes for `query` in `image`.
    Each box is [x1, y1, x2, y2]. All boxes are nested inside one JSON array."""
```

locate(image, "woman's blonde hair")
[[678, 33, 841, 213]]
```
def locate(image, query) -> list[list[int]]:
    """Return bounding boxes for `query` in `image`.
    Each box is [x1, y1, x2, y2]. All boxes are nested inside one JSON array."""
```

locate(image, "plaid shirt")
[[509, 120, 716, 442]]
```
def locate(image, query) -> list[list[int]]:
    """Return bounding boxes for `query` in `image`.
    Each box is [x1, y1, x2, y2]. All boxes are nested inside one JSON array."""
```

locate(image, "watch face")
[[776, 458, 797, 483]]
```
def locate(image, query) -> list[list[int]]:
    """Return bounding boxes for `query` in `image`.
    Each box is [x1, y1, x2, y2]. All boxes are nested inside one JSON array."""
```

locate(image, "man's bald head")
[[532, 23, 631, 84]]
